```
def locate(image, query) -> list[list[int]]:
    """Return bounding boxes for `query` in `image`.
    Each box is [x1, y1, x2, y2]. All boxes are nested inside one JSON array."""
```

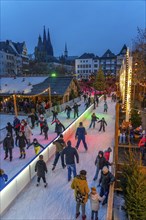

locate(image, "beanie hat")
[[67, 140, 71, 146], [102, 166, 109, 174], [107, 147, 112, 152], [80, 170, 87, 176], [98, 151, 103, 156]]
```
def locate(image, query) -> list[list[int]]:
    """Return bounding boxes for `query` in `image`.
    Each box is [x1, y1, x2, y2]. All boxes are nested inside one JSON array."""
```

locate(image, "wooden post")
[[13, 94, 18, 117], [48, 86, 52, 107], [115, 103, 119, 164]]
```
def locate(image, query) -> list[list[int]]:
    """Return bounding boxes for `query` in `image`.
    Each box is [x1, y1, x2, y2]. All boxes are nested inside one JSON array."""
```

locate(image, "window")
[[86, 65, 88, 68]]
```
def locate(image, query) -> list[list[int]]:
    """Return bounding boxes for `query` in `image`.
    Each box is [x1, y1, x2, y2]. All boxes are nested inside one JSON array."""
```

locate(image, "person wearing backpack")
[[71, 170, 90, 220]]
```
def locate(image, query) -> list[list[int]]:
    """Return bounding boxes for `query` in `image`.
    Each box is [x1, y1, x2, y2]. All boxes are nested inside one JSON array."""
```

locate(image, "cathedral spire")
[[47, 28, 53, 56], [64, 42, 68, 58], [43, 25, 47, 45]]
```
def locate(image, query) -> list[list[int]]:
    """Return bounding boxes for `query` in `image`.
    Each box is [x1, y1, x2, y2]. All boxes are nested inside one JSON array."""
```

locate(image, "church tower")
[[64, 43, 68, 58], [34, 26, 54, 62], [47, 28, 53, 56]]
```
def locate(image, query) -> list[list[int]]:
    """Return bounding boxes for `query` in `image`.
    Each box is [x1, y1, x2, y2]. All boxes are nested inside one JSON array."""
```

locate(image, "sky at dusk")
[[1, 0, 145, 57]]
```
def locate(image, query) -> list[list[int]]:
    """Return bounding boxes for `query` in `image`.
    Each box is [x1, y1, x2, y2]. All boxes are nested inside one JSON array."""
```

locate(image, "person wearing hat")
[[104, 147, 112, 162], [35, 155, 48, 188], [6, 122, 14, 136], [39, 114, 46, 135], [0, 169, 8, 190], [27, 138, 45, 155], [99, 166, 115, 205], [16, 131, 28, 159], [71, 170, 90, 220], [3, 132, 14, 161], [89, 187, 105, 220], [93, 151, 112, 182]]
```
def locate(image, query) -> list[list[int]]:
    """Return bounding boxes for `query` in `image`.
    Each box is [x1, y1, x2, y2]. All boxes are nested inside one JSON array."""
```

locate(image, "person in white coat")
[[89, 187, 105, 220], [24, 122, 33, 144]]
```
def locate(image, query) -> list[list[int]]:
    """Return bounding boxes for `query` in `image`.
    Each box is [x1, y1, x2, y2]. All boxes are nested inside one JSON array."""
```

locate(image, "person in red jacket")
[[138, 135, 146, 154], [104, 147, 112, 162]]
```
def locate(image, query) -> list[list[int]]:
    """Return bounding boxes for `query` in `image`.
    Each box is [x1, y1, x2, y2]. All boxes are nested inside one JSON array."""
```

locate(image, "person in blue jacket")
[[75, 122, 88, 151], [0, 169, 8, 190]]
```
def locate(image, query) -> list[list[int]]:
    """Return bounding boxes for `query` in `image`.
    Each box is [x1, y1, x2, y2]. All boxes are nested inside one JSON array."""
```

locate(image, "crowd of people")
[[1, 92, 146, 220]]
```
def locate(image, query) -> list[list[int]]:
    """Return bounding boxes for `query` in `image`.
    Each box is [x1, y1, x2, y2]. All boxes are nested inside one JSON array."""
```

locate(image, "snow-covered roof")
[[0, 77, 48, 94]]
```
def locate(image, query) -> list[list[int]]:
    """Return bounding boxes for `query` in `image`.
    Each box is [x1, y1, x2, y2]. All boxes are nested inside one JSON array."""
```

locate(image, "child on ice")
[[0, 169, 8, 190], [27, 138, 45, 155], [89, 187, 105, 220], [35, 155, 48, 187]]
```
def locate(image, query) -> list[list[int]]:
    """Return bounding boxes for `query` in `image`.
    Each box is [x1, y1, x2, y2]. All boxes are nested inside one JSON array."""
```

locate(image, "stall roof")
[[0, 76, 74, 96]]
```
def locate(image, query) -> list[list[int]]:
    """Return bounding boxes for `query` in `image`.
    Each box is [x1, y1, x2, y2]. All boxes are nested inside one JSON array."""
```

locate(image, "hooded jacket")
[[53, 137, 66, 153], [89, 192, 104, 211], [35, 160, 47, 177], [71, 175, 89, 204], [3, 135, 14, 150]]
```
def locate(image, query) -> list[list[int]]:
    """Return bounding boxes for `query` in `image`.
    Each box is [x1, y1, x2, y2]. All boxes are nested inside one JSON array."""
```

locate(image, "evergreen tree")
[[130, 108, 142, 129], [93, 67, 105, 91], [120, 152, 146, 220]]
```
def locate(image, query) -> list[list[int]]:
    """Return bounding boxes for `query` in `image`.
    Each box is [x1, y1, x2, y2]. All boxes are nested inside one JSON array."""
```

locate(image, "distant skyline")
[[1, 0, 145, 57]]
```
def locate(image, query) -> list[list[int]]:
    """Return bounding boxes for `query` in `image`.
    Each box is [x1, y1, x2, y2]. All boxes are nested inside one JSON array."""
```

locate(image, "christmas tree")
[[120, 152, 146, 219], [130, 108, 142, 129], [93, 67, 105, 91]]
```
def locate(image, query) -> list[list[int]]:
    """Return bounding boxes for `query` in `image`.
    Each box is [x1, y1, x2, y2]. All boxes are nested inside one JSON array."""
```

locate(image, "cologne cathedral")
[[34, 26, 55, 62]]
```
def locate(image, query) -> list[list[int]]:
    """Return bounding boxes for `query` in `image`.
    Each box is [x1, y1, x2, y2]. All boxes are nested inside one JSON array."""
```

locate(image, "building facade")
[[0, 40, 29, 76], [75, 45, 127, 79]]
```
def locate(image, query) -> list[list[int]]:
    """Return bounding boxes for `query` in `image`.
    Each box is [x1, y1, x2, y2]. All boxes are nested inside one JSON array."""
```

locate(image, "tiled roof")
[[13, 42, 24, 54], [0, 42, 17, 55], [101, 49, 116, 58], [117, 44, 127, 56], [79, 53, 95, 59]]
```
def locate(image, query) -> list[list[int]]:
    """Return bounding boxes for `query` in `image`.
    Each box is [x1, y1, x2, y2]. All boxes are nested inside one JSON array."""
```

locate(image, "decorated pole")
[[13, 94, 18, 117]]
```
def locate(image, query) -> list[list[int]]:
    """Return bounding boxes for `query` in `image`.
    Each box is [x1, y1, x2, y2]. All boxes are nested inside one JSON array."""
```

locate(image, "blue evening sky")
[[0, 0, 145, 57]]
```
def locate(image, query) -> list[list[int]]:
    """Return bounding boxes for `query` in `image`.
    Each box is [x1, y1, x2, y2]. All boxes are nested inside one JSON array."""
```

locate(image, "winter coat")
[[75, 126, 87, 139], [28, 113, 36, 123], [72, 104, 80, 112], [35, 160, 47, 177], [6, 124, 13, 136], [138, 137, 146, 147], [27, 141, 44, 150], [0, 174, 8, 191], [55, 122, 65, 134], [13, 118, 20, 129], [25, 125, 32, 140], [3, 136, 14, 150], [16, 134, 28, 148], [61, 145, 79, 165], [104, 151, 110, 161], [98, 119, 107, 126], [71, 175, 89, 204], [100, 171, 115, 192], [91, 114, 99, 122], [104, 103, 108, 110], [43, 125, 49, 133], [53, 138, 66, 153], [89, 192, 104, 211], [95, 155, 111, 169]]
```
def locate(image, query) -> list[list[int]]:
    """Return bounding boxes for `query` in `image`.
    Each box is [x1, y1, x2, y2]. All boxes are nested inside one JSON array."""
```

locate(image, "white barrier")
[[0, 96, 103, 215]]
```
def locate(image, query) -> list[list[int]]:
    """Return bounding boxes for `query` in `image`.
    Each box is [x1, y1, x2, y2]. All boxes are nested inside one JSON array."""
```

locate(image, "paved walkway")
[[1, 98, 116, 220]]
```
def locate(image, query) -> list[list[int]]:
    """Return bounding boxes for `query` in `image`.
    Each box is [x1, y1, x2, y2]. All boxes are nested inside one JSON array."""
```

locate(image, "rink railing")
[[0, 95, 103, 215], [0, 97, 81, 144]]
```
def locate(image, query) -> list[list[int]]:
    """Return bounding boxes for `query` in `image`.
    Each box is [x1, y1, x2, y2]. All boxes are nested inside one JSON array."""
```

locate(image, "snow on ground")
[[1, 98, 116, 220], [0, 77, 48, 94]]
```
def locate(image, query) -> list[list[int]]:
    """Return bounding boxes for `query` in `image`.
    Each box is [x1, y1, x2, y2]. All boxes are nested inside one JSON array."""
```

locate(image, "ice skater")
[[75, 122, 88, 151], [98, 117, 107, 132], [35, 155, 48, 187], [27, 138, 45, 155]]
